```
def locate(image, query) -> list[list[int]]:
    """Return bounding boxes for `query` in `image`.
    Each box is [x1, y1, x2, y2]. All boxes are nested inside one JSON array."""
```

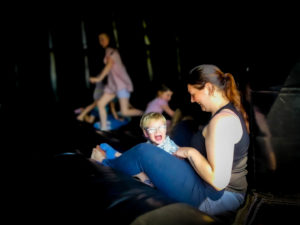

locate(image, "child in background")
[[89, 32, 143, 131], [91, 112, 179, 186], [144, 84, 175, 118], [144, 84, 177, 134]]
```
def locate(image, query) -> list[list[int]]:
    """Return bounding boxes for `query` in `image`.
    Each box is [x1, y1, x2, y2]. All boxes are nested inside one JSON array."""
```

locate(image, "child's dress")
[[103, 47, 133, 95]]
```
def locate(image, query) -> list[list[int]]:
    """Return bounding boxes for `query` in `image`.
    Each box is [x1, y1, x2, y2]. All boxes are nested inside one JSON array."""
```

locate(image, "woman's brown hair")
[[188, 64, 249, 133]]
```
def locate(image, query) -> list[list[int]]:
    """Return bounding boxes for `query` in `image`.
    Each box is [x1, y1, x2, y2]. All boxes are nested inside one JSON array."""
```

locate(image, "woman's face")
[[98, 34, 110, 48], [188, 84, 209, 112]]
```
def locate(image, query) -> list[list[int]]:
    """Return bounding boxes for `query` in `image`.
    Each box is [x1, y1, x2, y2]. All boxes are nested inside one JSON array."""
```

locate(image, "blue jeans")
[[198, 184, 245, 216], [102, 143, 244, 216]]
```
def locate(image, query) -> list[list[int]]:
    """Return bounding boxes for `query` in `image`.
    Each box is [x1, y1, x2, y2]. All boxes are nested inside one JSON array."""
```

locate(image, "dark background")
[[1, 4, 300, 200], [3, 5, 299, 108]]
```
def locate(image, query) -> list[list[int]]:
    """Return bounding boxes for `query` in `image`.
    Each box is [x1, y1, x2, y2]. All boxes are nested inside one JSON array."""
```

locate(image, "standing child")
[[90, 32, 143, 130]]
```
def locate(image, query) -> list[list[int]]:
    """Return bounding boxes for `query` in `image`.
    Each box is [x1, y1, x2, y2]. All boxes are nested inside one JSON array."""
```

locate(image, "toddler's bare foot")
[[90, 146, 106, 163]]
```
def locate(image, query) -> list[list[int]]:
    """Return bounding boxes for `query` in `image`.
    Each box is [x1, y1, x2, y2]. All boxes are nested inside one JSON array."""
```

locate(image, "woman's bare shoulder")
[[208, 109, 242, 142]]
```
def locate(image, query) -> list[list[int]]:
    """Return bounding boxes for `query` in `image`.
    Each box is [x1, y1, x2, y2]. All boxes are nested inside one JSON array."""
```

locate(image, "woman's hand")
[[173, 147, 193, 158]]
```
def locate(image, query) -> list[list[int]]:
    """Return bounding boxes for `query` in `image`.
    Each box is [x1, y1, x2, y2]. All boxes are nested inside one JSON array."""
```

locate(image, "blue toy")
[[93, 114, 130, 131]]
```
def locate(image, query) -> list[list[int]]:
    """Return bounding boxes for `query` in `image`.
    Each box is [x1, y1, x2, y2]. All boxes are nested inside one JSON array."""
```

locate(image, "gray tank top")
[[192, 103, 249, 193]]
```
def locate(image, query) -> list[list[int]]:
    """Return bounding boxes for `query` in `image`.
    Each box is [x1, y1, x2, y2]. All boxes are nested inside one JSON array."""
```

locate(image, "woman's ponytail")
[[224, 73, 249, 133]]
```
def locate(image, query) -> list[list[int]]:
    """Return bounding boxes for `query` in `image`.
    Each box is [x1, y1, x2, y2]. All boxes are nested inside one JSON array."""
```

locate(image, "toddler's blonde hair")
[[140, 112, 166, 130]]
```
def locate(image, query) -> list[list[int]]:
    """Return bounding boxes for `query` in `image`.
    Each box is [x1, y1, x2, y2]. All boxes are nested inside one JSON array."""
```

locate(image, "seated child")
[[90, 112, 179, 186], [144, 84, 175, 118], [141, 112, 178, 154]]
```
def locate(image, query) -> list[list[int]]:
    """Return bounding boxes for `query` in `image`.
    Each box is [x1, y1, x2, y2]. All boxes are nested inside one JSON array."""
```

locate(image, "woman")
[[90, 32, 143, 130], [91, 64, 250, 217]]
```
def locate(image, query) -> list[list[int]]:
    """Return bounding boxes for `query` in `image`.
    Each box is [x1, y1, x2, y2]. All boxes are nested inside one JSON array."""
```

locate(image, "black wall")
[[3, 7, 299, 109]]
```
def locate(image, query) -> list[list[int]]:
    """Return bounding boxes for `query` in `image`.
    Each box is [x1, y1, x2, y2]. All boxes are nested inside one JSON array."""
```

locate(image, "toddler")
[[91, 112, 179, 186]]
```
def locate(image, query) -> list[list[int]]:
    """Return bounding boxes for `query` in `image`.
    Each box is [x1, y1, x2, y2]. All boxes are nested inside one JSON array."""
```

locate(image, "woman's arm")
[[174, 146, 215, 186], [90, 57, 113, 83], [174, 112, 242, 190]]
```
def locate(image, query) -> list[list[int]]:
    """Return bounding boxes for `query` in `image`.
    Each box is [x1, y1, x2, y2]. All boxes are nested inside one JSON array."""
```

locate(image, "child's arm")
[[161, 104, 175, 117], [90, 58, 113, 83]]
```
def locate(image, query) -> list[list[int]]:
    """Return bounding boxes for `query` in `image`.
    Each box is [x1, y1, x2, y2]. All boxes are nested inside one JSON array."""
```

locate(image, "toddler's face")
[[143, 119, 167, 146]]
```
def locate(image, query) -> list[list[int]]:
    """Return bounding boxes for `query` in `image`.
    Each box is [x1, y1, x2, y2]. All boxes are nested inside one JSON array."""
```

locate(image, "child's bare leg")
[[77, 101, 97, 121], [119, 98, 144, 117], [98, 93, 116, 130]]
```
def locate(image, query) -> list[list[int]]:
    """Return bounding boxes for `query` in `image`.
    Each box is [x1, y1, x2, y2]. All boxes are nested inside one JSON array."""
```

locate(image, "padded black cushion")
[[47, 152, 219, 224], [131, 203, 222, 225]]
